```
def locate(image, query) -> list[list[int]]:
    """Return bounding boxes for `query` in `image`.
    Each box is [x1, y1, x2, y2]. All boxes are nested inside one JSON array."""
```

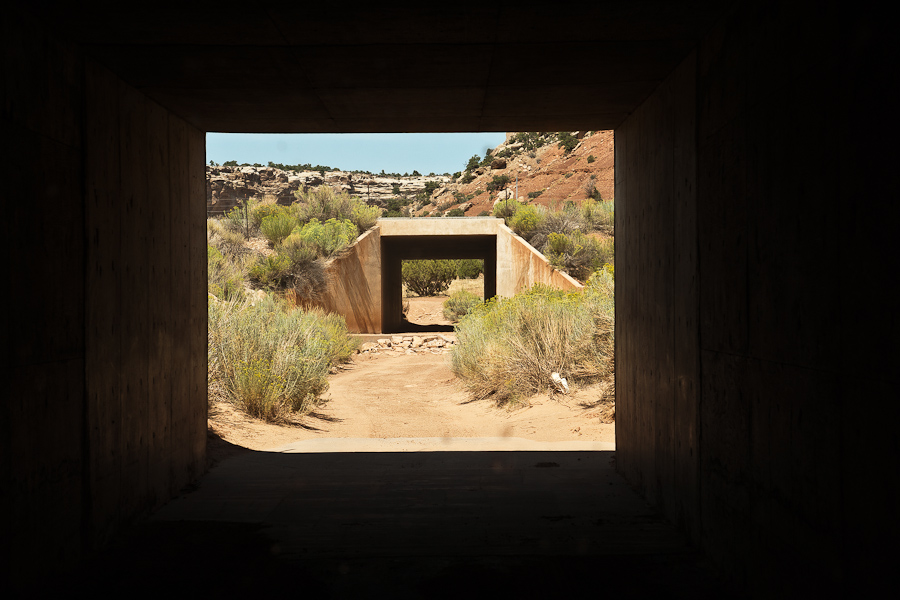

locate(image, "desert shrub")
[[450, 277, 614, 406], [582, 178, 601, 201], [460, 172, 475, 184], [527, 190, 543, 199], [250, 202, 285, 228], [542, 231, 612, 281], [207, 245, 246, 301], [456, 259, 484, 279], [207, 294, 358, 422], [402, 260, 458, 296], [532, 204, 584, 238], [293, 186, 379, 234], [486, 175, 510, 192], [492, 198, 521, 220], [292, 218, 357, 257], [208, 218, 246, 255], [443, 290, 482, 322], [557, 131, 578, 154], [260, 212, 298, 245], [445, 208, 465, 217], [223, 202, 250, 235], [477, 210, 490, 217], [249, 253, 294, 289], [582, 198, 614, 233], [587, 155, 596, 163], [508, 203, 542, 238]]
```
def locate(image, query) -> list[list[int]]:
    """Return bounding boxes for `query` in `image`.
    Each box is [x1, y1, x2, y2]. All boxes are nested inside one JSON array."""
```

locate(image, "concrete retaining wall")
[[496, 223, 583, 297], [318, 227, 383, 333]]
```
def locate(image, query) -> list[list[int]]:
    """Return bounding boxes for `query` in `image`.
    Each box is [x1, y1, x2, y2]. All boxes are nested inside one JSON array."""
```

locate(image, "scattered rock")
[[352, 335, 457, 356]]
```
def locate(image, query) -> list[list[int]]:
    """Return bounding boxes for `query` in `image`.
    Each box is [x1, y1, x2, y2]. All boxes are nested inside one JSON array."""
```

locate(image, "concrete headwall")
[[496, 223, 583, 297], [319, 218, 581, 333], [2, 14, 207, 583], [318, 227, 382, 333]]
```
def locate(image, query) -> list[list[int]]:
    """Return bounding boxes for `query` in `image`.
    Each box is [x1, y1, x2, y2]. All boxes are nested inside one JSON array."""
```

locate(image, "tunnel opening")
[[204, 135, 615, 454], [382, 234, 497, 334], [399, 258, 485, 331]]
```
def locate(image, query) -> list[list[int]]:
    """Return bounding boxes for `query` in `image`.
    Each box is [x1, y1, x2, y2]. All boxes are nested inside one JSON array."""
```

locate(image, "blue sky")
[[206, 132, 507, 175]]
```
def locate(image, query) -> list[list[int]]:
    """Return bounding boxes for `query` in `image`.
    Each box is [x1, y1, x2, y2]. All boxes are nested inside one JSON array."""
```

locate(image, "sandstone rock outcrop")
[[206, 165, 449, 215]]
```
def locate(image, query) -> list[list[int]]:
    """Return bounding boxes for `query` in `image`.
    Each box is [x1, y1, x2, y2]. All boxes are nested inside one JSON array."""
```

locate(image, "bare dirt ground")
[[209, 347, 614, 459], [209, 283, 614, 461]]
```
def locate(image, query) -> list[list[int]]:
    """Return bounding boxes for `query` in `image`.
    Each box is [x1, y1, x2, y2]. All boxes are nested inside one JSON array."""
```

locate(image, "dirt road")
[[209, 349, 614, 456]]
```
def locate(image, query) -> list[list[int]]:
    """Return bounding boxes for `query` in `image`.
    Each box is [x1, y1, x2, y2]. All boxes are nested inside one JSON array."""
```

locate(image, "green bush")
[[208, 294, 358, 422], [445, 208, 465, 217], [557, 131, 578, 154], [260, 212, 298, 245], [223, 202, 250, 234], [508, 204, 542, 238], [293, 186, 380, 234], [456, 259, 484, 279], [527, 190, 543, 199], [486, 175, 511, 192], [292, 218, 357, 257], [402, 260, 458, 296], [450, 274, 614, 406], [542, 231, 612, 281], [587, 155, 596, 163], [351, 202, 382, 232], [249, 253, 294, 289], [250, 203, 285, 228], [443, 290, 482, 322], [492, 198, 521, 220]]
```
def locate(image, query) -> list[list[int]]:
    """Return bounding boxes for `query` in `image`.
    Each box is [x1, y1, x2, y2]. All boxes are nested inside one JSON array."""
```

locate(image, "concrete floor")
[[54, 446, 741, 598]]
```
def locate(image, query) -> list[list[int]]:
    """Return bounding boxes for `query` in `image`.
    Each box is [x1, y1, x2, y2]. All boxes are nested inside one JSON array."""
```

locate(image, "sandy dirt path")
[[209, 349, 614, 457]]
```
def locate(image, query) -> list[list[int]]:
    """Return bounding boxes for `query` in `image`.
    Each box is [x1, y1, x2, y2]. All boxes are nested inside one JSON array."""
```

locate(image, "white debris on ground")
[[356, 334, 457, 355]]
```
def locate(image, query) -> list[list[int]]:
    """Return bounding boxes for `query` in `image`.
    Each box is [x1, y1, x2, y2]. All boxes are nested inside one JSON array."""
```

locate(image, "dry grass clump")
[[208, 293, 358, 422], [450, 269, 614, 407]]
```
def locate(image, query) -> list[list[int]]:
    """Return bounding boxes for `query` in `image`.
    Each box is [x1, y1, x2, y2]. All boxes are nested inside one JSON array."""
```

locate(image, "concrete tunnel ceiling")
[[41, 2, 729, 133]]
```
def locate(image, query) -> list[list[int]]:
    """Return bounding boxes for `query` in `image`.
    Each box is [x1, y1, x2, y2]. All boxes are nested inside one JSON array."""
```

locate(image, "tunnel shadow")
[[53, 449, 740, 597]]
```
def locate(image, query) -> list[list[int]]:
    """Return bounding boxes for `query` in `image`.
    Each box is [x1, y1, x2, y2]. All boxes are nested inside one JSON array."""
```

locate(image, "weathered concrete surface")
[[378, 216, 502, 237], [616, 3, 899, 596], [497, 223, 583, 298], [2, 12, 207, 585], [318, 227, 382, 333]]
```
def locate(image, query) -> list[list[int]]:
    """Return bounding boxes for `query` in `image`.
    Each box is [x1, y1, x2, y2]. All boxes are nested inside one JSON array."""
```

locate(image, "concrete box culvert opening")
[[313, 217, 583, 334]]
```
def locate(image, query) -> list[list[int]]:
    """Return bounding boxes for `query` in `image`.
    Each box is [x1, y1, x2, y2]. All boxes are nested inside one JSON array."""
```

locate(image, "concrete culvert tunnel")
[[4, 2, 898, 598], [313, 217, 580, 334]]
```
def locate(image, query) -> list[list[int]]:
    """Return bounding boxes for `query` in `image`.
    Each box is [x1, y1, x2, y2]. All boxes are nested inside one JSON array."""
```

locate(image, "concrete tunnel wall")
[[4, 1, 899, 594], [316, 218, 582, 333], [615, 2, 899, 593], [2, 17, 207, 582]]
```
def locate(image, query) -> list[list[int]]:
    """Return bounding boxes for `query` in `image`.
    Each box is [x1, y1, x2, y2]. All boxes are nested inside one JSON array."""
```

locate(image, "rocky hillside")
[[422, 130, 614, 217], [206, 131, 613, 217]]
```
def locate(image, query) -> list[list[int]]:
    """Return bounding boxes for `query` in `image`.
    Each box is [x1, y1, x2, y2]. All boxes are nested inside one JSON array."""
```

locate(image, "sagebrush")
[[450, 270, 614, 406], [208, 294, 358, 422]]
